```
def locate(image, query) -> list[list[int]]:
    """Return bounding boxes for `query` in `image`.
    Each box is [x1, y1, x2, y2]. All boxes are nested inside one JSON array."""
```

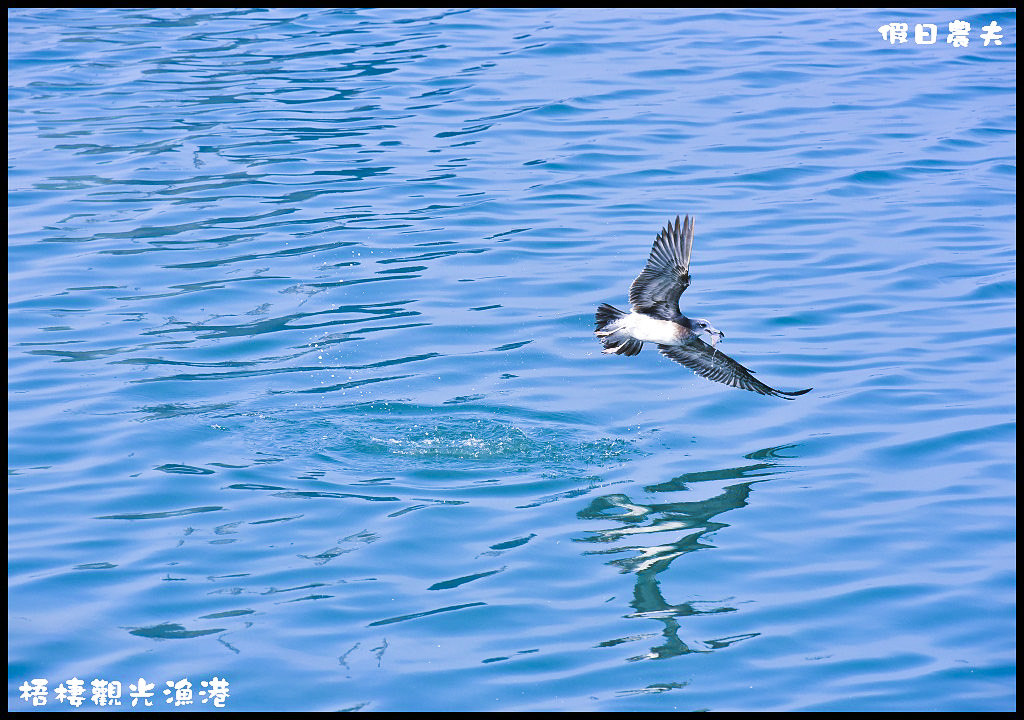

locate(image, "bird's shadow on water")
[[574, 444, 799, 661]]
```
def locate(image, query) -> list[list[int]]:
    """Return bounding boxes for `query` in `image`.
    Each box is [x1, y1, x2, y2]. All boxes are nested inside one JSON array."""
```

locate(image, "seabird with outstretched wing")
[[595, 215, 811, 398]]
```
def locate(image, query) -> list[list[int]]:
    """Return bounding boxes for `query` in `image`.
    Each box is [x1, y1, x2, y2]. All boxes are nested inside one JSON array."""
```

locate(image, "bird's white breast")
[[622, 312, 685, 344]]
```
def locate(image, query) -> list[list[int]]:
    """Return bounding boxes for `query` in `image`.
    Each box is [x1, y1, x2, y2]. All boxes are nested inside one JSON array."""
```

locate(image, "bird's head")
[[691, 318, 725, 346]]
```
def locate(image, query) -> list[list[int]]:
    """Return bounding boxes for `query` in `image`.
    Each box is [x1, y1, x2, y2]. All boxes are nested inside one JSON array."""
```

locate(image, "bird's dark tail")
[[595, 303, 643, 356]]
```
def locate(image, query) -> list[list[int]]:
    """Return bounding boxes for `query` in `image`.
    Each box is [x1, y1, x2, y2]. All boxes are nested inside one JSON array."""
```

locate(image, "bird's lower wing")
[[658, 339, 810, 399]]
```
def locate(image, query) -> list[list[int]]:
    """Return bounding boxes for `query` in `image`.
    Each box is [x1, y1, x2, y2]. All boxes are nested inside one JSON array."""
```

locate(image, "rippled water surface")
[[8, 8, 1015, 712]]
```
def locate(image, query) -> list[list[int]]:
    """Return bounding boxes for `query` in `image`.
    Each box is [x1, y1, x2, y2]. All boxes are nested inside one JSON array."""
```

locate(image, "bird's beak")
[[707, 325, 724, 346]]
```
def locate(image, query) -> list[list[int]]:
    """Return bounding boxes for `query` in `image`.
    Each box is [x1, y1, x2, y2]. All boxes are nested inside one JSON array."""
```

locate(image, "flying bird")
[[595, 215, 811, 398]]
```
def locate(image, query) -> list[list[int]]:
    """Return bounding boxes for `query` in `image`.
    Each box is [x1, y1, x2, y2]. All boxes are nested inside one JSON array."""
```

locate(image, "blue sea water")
[[8, 7, 1015, 712]]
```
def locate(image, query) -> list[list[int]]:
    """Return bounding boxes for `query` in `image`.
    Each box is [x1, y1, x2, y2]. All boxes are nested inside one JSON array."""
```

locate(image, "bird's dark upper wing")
[[658, 338, 811, 399], [629, 215, 694, 320]]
